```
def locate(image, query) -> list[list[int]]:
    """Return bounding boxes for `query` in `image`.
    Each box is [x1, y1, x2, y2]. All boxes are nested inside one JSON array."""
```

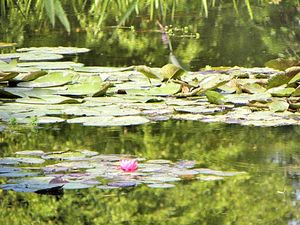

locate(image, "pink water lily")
[[119, 159, 138, 172]]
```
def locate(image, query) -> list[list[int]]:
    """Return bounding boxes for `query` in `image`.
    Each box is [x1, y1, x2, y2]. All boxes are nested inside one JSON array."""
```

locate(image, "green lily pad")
[[136, 65, 161, 80], [15, 150, 45, 156], [267, 73, 290, 89], [35, 116, 65, 124], [3, 87, 56, 98], [268, 100, 289, 112], [17, 71, 77, 88], [14, 71, 47, 82], [265, 58, 299, 71], [16, 95, 82, 105], [147, 82, 181, 96], [147, 183, 175, 188], [161, 64, 185, 81], [0, 72, 19, 81], [17, 47, 90, 55], [268, 86, 295, 97], [68, 115, 150, 127], [0, 157, 45, 165], [198, 74, 232, 92], [0, 167, 22, 173], [175, 106, 224, 114], [58, 77, 111, 97], [0, 52, 64, 62], [205, 90, 225, 105], [17, 61, 84, 70], [42, 151, 86, 161], [288, 72, 300, 84], [241, 83, 266, 94], [63, 183, 93, 190]]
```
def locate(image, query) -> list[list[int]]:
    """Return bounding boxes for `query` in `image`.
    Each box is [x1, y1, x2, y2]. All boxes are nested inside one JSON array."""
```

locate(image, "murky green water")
[[1, 2, 300, 224], [1, 121, 300, 224]]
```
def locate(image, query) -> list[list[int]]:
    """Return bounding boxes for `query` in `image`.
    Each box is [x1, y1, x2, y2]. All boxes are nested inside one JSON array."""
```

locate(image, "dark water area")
[[1, 2, 300, 224], [2, 2, 299, 70]]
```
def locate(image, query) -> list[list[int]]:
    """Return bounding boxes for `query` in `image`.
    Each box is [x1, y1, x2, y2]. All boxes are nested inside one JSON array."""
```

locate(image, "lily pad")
[[268, 86, 295, 97], [18, 71, 77, 88], [17, 61, 84, 70], [147, 83, 181, 96], [0, 52, 64, 62], [0, 157, 45, 165], [267, 73, 290, 89], [14, 71, 47, 82], [147, 183, 175, 188], [16, 95, 82, 105], [42, 151, 86, 161], [268, 100, 289, 112], [63, 183, 93, 190], [0, 167, 22, 173], [108, 181, 138, 188], [205, 90, 225, 105], [17, 47, 90, 55], [15, 150, 45, 156], [68, 116, 150, 127]]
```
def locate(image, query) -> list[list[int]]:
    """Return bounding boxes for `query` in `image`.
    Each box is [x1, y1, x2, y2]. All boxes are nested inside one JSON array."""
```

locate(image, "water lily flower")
[[119, 159, 138, 172]]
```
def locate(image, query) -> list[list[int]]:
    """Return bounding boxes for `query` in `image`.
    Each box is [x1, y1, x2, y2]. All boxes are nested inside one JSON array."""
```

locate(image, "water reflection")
[[0, 121, 300, 224], [1, 3, 299, 70]]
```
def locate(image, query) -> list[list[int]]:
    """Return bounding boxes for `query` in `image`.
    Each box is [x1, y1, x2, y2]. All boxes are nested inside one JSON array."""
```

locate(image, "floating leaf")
[[147, 183, 175, 188], [14, 71, 47, 82], [267, 73, 290, 89], [0, 71, 19, 81], [268, 100, 289, 112], [205, 90, 225, 105], [0, 167, 22, 173], [17, 71, 77, 88], [147, 82, 181, 96], [265, 58, 299, 71], [16, 95, 82, 105], [17, 61, 84, 70], [288, 73, 300, 84], [268, 86, 295, 97], [0, 157, 45, 165], [108, 181, 138, 188], [63, 183, 93, 190], [241, 83, 266, 94], [161, 64, 185, 81], [17, 47, 90, 55], [136, 65, 161, 80], [35, 116, 65, 124], [42, 151, 86, 161], [0, 52, 64, 62], [15, 150, 45, 156], [68, 116, 150, 127]]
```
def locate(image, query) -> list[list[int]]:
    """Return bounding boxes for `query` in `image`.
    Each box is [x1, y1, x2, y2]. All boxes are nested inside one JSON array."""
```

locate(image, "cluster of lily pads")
[[0, 150, 245, 194], [0, 46, 300, 127]]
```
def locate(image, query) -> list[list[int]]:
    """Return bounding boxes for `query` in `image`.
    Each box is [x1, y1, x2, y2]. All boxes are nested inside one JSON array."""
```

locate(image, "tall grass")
[[0, 0, 298, 32]]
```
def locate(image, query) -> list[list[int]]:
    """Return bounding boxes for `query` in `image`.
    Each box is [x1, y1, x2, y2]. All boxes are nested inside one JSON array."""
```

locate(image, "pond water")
[[1, 2, 300, 224]]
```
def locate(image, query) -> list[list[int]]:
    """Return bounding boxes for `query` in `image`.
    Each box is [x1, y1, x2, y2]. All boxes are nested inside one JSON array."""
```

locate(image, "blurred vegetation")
[[0, 0, 299, 69]]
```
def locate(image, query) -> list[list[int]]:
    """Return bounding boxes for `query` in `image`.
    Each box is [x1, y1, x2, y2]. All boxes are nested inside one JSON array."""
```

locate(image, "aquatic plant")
[[119, 159, 138, 172]]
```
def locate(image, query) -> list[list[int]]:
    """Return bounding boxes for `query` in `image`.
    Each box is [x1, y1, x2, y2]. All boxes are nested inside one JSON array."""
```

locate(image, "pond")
[[0, 1, 300, 224]]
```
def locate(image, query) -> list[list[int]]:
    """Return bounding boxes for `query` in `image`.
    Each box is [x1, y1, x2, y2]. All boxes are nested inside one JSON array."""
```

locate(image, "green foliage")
[[0, 121, 299, 224]]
